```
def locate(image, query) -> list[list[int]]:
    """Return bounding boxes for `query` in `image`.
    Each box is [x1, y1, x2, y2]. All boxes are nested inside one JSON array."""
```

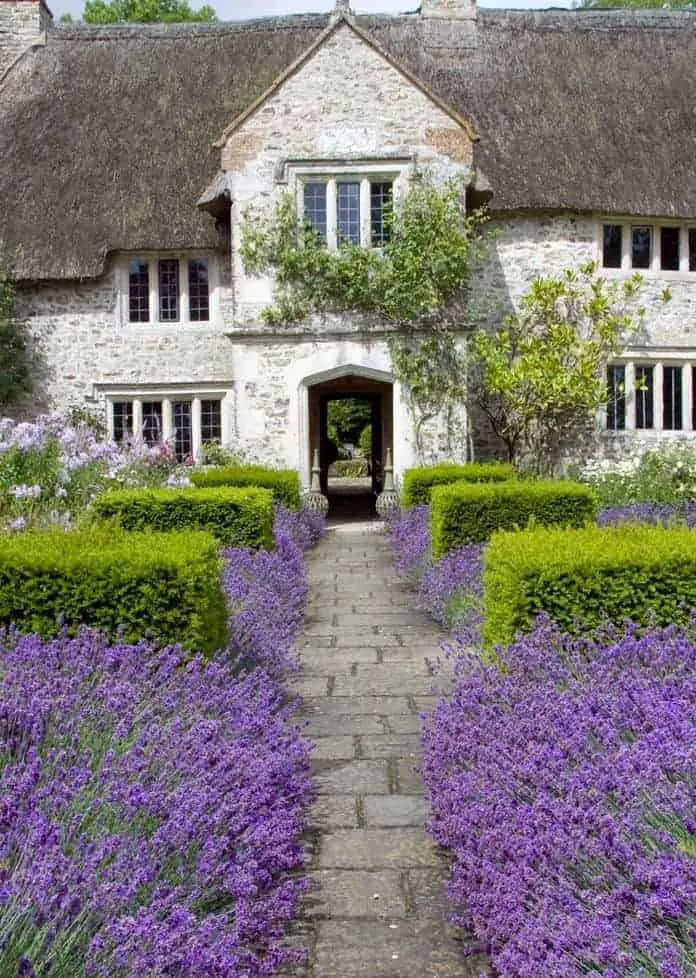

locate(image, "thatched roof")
[[2, 8, 696, 280]]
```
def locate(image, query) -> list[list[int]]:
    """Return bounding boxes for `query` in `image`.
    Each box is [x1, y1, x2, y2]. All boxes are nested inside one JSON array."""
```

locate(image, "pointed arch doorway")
[[300, 365, 394, 519]]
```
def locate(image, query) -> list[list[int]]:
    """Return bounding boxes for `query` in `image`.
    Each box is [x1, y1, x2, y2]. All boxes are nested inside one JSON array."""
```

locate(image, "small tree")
[[0, 260, 31, 410], [77, 0, 216, 23], [468, 262, 654, 473]]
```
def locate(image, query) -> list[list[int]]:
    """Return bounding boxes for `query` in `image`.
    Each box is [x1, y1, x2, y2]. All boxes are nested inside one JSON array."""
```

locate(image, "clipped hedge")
[[431, 480, 597, 558], [484, 523, 696, 648], [401, 462, 515, 508], [93, 486, 275, 549], [191, 465, 301, 509], [0, 527, 228, 653]]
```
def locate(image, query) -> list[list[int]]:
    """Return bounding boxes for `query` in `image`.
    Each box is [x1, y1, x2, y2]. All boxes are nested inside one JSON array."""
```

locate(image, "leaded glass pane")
[[173, 400, 193, 461], [663, 366, 683, 430], [370, 181, 393, 246], [635, 365, 654, 429], [606, 365, 626, 431], [141, 401, 163, 445], [188, 260, 209, 322], [201, 399, 221, 444], [112, 401, 133, 443], [303, 183, 327, 242], [661, 227, 680, 271], [158, 260, 180, 322], [337, 182, 360, 245], [128, 260, 150, 322], [631, 226, 652, 269]]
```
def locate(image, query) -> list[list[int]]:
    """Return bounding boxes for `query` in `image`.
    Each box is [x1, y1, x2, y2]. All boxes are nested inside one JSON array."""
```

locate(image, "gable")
[[220, 19, 475, 175]]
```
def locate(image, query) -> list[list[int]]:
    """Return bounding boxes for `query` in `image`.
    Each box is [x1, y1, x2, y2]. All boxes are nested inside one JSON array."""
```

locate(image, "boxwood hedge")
[[401, 463, 515, 508], [190, 465, 301, 509], [431, 479, 597, 557], [0, 527, 228, 653], [484, 523, 696, 648], [93, 486, 275, 549]]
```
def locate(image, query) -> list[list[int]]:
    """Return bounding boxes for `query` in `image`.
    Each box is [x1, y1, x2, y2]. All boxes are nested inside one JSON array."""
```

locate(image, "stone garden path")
[[288, 523, 480, 978]]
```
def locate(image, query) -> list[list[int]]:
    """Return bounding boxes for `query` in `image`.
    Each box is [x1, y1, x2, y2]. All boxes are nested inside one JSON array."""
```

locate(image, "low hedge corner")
[[401, 462, 516, 508], [484, 523, 696, 648], [430, 479, 597, 557], [0, 527, 228, 654], [190, 465, 301, 509], [93, 486, 275, 549]]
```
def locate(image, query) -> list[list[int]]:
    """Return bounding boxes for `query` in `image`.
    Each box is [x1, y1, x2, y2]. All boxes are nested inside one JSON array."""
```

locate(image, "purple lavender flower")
[[422, 618, 696, 978]]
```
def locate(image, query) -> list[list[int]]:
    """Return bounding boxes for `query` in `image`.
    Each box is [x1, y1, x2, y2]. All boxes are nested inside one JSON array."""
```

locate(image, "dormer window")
[[125, 255, 214, 324], [295, 164, 402, 250]]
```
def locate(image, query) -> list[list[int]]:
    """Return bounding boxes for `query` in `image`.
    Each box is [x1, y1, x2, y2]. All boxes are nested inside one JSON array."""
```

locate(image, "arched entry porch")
[[299, 365, 394, 519]]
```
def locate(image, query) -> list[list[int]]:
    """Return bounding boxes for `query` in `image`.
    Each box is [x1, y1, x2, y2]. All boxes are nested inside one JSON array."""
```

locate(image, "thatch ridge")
[[2, 9, 696, 279]]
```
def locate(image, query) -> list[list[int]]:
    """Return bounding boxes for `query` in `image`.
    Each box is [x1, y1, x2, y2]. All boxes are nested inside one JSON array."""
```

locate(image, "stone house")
[[2, 0, 696, 491]]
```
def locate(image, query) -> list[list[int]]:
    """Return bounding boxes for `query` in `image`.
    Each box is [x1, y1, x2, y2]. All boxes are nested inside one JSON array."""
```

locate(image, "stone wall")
[[472, 214, 696, 468], [0, 0, 50, 81], [222, 19, 474, 324]]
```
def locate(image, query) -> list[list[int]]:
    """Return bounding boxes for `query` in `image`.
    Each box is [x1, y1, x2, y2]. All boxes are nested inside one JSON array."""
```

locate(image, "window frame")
[[599, 221, 696, 278], [121, 253, 217, 326], [292, 161, 408, 252], [100, 385, 230, 461], [603, 356, 696, 435]]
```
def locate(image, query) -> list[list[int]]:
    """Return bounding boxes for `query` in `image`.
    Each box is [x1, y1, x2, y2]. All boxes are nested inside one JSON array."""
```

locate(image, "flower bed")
[[422, 618, 696, 978], [387, 502, 696, 978], [0, 505, 324, 977]]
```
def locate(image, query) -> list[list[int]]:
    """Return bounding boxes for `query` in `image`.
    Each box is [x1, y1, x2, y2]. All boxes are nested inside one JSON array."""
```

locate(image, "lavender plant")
[[0, 505, 324, 976], [0, 631, 311, 978], [422, 617, 696, 978]]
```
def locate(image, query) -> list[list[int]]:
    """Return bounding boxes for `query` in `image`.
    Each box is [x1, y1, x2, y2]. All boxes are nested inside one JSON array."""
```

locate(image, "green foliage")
[[0, 527, 227, 654], [190, 466, 300, 510], [401, 462, 516, 508], [358, 424, 372, 458], [326, 399, 372, 445], [200, 441, 245, 467], [93, 486, 275, 549], [81, 0, 216, 22], [240, 178, 487, 455], [0, 260, 31, 409], [484, 523, 696, 648], [431, 479, 597, 557], [241, 177, 485, 329], [582, 0, 692, 7], [584, 444, 696, 506], [332, 459, 369, 478], [468, 262, 652, 473]]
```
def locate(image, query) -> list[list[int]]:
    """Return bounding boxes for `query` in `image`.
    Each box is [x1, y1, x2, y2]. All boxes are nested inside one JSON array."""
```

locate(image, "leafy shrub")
[[484, 522, 696, 647], [191, 465, 300, 510], [93, 485, 275, 549], [332, 459, 368, 478], [0, 526, 227, 653], [401, 462, 515, 508], [358, 424, 372, 457], [584, 442, 696, 506], [0, 630, 311, 978], [423, 617, 695, 978], [431, 479, 597, 557]]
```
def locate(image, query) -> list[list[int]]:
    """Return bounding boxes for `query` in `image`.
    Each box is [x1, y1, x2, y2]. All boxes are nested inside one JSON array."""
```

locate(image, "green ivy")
[[240, 176, 487, 451], [0, 259, 32, 409]]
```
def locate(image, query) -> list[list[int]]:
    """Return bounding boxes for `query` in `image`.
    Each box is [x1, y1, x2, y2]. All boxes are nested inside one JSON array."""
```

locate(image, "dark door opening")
[[308, 374, 393, 520]]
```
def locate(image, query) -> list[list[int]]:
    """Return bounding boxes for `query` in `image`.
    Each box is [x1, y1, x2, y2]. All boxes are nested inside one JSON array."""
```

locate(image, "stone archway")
[[299, 365, 394, 518]]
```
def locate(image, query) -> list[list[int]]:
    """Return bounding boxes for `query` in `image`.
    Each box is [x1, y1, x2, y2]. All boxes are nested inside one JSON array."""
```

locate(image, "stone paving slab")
[[295, 525, 468, 977], [362, 794, 428, 827], [321, 828, 440, 868], [313, 919, 465, 978]]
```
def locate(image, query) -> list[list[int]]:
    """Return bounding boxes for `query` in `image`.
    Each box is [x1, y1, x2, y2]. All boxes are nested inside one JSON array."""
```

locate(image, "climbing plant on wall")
[[0, 259, 32, 410], [240, 176, 487, 457]]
